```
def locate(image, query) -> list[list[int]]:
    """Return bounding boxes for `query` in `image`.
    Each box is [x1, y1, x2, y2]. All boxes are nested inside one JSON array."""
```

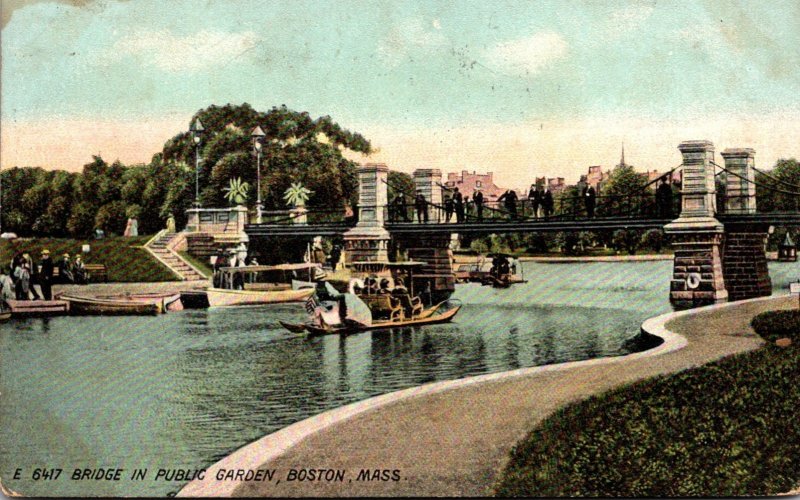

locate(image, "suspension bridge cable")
[[751, 165, 800, 191], [711, 161, 800, 197]]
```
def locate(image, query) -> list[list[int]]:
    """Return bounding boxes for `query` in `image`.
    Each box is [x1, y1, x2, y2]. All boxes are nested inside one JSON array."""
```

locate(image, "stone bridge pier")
[[665, 141, 770, 309]]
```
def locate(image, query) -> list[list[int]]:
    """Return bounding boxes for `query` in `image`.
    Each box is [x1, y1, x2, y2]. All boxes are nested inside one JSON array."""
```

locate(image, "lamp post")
[[190, 118, 204, 207], [251, 126, 266, 223]]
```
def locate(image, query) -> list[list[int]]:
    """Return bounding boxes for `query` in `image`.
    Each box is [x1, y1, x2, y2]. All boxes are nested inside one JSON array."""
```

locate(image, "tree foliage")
[[1, 103, 371, 237]]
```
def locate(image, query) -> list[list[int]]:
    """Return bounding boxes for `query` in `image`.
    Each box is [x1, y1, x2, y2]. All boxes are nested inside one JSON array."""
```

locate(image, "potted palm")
[[223, 177, 250, 206], [283, 182, 313, 225]]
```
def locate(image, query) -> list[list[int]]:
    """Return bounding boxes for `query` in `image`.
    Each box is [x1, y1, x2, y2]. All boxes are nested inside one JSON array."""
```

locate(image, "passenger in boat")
[[39, 250, 54, 301], [378, 278, 392, 294]]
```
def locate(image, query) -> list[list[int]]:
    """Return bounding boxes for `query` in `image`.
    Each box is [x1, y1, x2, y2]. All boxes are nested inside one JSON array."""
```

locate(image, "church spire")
[[620, 142, 626, 167]]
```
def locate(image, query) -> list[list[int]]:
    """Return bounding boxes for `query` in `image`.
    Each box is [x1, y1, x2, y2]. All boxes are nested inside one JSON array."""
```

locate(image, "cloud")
[[102, 29, 260, 72], [377, 18, 448, 67], [484, 32, 567, 77]]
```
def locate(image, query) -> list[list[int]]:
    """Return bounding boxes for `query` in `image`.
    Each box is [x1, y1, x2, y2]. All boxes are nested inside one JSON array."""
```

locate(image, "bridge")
[[243, 140, 800, 308]]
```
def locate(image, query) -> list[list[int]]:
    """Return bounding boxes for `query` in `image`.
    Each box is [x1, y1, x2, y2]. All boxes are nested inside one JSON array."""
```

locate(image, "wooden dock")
[[5, 299, 69, 317]]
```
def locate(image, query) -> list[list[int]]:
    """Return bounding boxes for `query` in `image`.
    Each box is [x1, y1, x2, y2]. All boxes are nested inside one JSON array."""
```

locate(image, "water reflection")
[[2, 260, 795, 496]]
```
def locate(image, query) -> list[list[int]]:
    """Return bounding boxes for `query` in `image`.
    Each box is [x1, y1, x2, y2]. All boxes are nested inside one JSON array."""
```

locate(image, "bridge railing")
[[385, 189, 677, 224]]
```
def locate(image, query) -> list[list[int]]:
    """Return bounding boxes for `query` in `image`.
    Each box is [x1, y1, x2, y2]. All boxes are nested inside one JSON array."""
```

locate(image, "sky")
[[2, 0, 800, 189]]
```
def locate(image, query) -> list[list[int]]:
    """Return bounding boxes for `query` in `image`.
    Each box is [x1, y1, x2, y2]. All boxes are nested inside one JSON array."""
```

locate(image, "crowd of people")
[[387, 178, 674, 224], [2, 249, 88, 302]]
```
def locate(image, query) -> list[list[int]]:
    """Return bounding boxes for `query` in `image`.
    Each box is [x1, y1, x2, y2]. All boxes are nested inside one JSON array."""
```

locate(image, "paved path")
[[179, 295, 793, 497]]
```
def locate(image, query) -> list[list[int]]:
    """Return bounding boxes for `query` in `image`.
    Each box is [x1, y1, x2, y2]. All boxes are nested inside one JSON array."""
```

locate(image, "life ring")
[[686, 272, 702, 290], [348, 278, 365, 294]]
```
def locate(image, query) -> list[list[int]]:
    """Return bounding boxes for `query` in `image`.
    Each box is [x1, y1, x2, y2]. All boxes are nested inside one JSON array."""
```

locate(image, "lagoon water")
[[1, 261, 797, 496]]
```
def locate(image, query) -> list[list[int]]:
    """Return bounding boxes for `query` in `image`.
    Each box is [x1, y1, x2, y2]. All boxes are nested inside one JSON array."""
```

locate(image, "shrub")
[[751, 310, 800, 343]]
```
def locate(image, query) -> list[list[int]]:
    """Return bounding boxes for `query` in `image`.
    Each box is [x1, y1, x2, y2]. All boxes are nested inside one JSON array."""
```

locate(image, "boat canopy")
[[218, 263, 322, 273]]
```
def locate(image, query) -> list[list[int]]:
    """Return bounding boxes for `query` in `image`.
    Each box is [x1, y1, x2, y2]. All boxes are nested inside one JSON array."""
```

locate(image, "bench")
[[52, 264, 108, 283], [85, 264, 108, 283], [359, 294, 403, 322]]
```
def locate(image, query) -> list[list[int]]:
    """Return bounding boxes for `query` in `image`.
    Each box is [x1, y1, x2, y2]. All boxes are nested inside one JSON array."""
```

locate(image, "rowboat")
[[4, 299, 70, 317], [283, 299, 462, 336], [206, 287, 315, 307], [95, 293, 183, 312], [60, 294, 161, 316]]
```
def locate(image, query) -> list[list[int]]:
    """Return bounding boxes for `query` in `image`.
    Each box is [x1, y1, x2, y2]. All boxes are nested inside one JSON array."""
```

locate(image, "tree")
[[755, 158, 800, 213], [612, 229, 643, 255], [597, 164, 651, 217]]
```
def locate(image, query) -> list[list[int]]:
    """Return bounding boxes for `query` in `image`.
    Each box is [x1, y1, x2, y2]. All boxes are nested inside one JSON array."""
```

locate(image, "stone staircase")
[[145, 231, 207, 282]]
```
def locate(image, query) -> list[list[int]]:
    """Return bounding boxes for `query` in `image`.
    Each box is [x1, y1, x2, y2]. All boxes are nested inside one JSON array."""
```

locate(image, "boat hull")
[[95, 293, 183, 313], [5, 299, 70, 317], [301, 302, 461, 336], [61, 295, 161, 316], [206, 287, 314, 307]]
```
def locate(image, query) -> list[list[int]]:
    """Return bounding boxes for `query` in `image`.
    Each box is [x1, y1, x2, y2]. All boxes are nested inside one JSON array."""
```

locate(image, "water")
[[0, 261, 796, 496]]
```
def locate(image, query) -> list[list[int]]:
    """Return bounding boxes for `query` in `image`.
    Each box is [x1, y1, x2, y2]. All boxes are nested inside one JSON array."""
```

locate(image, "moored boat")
[[208, 263, 320, 307], [206, 287, 315, 307], [95, 293, 183, 312], [60, 294, 161, 316], [5, 299, 70, 317]]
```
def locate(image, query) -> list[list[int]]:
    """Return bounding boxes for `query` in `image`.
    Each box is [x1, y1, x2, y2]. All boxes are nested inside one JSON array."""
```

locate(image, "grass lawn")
[[495, 310, 800, 497], [1, 236, 177, 282]]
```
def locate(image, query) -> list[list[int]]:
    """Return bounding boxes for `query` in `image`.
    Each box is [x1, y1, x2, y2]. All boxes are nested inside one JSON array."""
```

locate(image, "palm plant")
[[223, 177, 249, 205], [283, 182, 313, 207]]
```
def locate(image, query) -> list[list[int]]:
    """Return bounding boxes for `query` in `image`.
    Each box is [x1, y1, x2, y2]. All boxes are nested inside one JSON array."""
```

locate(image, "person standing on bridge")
[[444, 194, 454, 223], [454, 188, 465, 223], [473, 190, 484, 222], [542, 188, 554, 219], [528, 184, 540, 219], [583, 185, 596, 218], [656, 177, 673, 218], [415, 191, 428, 223]]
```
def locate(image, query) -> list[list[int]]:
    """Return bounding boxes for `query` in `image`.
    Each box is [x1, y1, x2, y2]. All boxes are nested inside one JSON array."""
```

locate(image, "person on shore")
[[23, 252, 42, 300], [528, 184, 540, 219], [583, 185, 596, 219], [454, 188, 465, 223], [444, 194, 454, 223], [13, 258, 31, 300], [73, 255, 87, 285], [415, 192, 428, 223], [39, 249, 54, 300], [542, 188, 554, 219], [473, 190, 484, 222], [58, 253, 75, 284], [0, 270, 14, 301], [166, 213, 176, 233]]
